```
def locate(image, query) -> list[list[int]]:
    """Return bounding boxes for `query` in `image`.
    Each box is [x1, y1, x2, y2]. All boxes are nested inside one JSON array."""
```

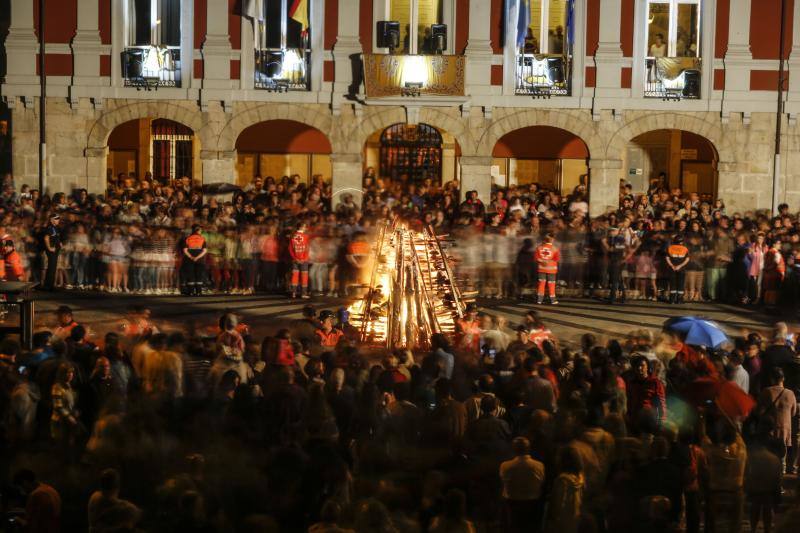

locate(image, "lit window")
[[253, 0, 311, 90], [151, 119, 194, 183], [127, 0, 181, 47], [514, 0, 574, 96], [123, 0, 181, 87], [388, 0, 445, 55], [644, 0, 701, 99]]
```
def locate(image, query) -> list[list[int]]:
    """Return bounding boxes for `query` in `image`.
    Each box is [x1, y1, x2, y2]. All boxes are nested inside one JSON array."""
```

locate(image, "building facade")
[[1, 0, 799, 215]]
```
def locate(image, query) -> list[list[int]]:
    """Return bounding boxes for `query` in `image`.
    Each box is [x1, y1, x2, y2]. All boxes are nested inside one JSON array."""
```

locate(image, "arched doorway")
[[364, 123, 460, 186], [491, 126, 590, 195], [107, 118, 198, 186], [235, 120, 332, 186], [626, 129, 718, 199]]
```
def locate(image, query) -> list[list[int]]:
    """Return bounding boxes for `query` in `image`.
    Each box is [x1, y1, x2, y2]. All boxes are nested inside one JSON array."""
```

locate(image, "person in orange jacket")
[[456, 303, 482, 353], [315, 310, 344, 351], [288, 221, 311, 299], [0, 239, 25, 281], [534, 233, 560, 304]]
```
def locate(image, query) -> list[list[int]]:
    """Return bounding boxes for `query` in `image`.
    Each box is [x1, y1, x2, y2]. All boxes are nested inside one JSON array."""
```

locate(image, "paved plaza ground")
[[17, 291, 790, 347]]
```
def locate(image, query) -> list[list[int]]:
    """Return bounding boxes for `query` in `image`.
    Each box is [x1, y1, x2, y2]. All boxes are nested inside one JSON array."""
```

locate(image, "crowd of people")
[[0, 297, 799, 531], [0, 171, 796, 310]]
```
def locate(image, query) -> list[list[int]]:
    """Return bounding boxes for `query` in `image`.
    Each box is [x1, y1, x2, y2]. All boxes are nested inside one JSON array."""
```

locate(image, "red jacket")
[[627, 375, 667, 425], [534, 243, 560, 274], [0, 250, 24, 281], [289, 231, 310, 262]]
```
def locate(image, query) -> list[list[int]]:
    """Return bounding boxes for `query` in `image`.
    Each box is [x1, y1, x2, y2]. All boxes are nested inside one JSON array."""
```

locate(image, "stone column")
[[84, 147, 108, 194], [332, 0, 362, 112], [588, 158, 622, 217], [201, 0, 234, 93], [593, 0, 624, 98], [200, 150, 237, 184], [722, 0, 753, 113], [464, 0, 493, 98], [71, 0, 103, 88], [331, 153, 363, 207], [5, 0, 39, 89], [459, 156, 492, 204]]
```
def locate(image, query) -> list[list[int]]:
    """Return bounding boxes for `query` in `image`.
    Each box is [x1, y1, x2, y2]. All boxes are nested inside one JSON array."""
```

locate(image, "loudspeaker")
[[546, 57, 565, 84], [683, 69, 700, 98], [377, 21, 401, 50], [121, 49, 143, 79], [431, 24, 447, 53]]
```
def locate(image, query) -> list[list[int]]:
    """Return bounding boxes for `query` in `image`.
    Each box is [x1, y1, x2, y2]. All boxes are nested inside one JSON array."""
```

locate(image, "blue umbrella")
[[663, 316, 729, 348]]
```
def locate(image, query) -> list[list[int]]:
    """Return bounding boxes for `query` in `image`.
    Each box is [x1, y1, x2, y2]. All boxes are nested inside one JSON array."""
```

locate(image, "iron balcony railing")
[[644, 57, 701, 100], [515, 54, 571, 97], [254, 48, 311, 91], [121, 47, 181, 89]]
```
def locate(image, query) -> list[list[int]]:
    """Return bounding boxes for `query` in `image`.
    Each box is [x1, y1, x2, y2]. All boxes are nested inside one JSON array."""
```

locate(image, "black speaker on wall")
[[377, 21, 401, 51], [431, 24, 447, 53]]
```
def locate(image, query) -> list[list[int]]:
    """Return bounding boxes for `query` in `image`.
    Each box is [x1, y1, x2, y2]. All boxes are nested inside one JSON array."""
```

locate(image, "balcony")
[[644, 57, 701, 100], [254, 48, 310, 91], [515, 54, 570, 97], [362, 54, 465, 98], [121, 47, 181, 90]]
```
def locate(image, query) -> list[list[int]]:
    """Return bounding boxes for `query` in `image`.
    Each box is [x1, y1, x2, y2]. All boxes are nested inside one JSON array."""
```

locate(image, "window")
[[644, 0, 701, 99], [514, 0, 574, 96], [151, 120, 194, 183], [254, 0, 311, 90], [127, 0, 181, 47], [123, 0, 182, 88], [379, 123, 443, 184], [389, 0, 444, 55]]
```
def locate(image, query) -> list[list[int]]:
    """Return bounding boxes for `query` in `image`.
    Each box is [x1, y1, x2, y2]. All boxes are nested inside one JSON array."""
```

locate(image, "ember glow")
[[348, 218, 468, 350]]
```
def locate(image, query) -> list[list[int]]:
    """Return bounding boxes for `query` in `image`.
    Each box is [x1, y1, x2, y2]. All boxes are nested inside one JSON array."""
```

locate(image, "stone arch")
[[342, 106, 472, 154], [605, 112, 735, 163], [217, 103, 334, 153], [86, 101, 204, 149], [476, 109, 602, 159]]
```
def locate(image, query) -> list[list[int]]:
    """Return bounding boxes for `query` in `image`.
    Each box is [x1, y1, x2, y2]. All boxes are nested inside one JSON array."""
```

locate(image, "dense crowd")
[[0, 171, 797, 309], [0, 172, 800, 531], [1, 301, 799, 532]]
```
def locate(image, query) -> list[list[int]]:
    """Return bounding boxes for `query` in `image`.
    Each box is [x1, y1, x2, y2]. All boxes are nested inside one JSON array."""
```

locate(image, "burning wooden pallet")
[[347, 218, 469, 350]]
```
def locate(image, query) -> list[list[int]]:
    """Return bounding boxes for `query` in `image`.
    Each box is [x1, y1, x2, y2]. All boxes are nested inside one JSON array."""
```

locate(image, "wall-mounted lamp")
[[401, 55, 428, 97]]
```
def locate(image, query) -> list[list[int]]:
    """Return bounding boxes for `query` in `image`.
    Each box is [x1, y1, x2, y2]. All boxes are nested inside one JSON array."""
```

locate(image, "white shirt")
[[731, 365, 750, 394]]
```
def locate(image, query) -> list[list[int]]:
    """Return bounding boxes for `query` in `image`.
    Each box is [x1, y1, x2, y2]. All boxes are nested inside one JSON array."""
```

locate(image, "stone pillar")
[[593, 0, 624, 98], [84, 147, 108, 194], [201, 0, 234, 92], [5, 0, 39, 89], [459, 156, 492, 204], [71, 0, 103, 89], [331, 153, 363, 207], [332, 0, 363, 112], [588, 158, 622, 217], [200, 150, 237, 184], [464, 0, 493, 98], [722, 0, 753, 113]]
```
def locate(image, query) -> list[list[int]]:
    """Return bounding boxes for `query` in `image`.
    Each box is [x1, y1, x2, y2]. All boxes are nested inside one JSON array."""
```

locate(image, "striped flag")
[[288, 0, 309, 36], [516, 0, 530, 48]]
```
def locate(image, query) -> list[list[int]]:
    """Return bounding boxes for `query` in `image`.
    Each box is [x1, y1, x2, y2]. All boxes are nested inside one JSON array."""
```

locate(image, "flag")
[[289, 0, 309, 36], [242, 0, 264, 21], [565, 0, 575, 52], [516, 0, 530, 48]]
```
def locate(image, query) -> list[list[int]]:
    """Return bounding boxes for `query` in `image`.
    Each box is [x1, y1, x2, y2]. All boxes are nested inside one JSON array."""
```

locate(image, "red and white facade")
[[2, 0, 800, 214]]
